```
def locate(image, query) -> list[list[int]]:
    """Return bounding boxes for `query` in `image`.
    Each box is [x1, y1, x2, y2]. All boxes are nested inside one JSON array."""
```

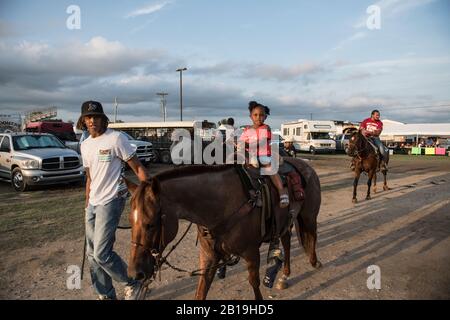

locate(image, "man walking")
[[79, 100, 149, 300]]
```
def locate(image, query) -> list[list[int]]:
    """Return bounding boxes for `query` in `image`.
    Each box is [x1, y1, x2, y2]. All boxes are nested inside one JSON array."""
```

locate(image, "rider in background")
[[360, 109, 387, 169], [240, 101, 289, 208]]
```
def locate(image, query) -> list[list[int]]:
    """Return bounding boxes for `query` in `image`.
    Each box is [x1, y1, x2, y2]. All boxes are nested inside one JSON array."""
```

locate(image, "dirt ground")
[[0, 154, 449, 300]]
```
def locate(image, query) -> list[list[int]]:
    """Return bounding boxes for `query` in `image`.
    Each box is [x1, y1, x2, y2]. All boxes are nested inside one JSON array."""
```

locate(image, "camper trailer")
[[281, 120, 336, 154]]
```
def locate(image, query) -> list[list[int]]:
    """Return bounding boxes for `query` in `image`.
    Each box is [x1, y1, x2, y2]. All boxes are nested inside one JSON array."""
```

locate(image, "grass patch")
[[0, 193, 85, 251]]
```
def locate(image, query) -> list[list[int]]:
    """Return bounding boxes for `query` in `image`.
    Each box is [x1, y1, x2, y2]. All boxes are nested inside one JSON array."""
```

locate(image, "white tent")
[[381, 119, 450, 139]]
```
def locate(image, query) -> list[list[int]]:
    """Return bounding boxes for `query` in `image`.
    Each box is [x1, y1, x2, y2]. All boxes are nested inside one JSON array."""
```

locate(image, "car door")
[[0, 135, 12, 178]]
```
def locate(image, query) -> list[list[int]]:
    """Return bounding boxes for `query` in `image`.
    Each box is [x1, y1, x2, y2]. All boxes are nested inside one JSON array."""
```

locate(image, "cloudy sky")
[[1, 0, 449, 129]]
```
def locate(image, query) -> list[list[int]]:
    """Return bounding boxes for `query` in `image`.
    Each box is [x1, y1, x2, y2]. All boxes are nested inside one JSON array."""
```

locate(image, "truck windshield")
[[311, 132, 331, 140], [13, 135, 66, 150], [121, 132, 135, 140]]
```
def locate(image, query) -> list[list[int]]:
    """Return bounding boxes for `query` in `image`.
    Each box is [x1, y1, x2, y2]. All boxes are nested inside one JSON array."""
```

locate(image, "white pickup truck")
[[0, 133, 84, 191]]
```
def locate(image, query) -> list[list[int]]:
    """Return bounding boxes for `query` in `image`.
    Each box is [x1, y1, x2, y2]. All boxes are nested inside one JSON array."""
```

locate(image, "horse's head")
[[125, 178, 178, 281], [347, 130, 363, 156]]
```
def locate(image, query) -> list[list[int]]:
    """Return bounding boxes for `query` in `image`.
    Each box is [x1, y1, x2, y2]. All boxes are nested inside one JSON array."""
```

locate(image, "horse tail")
[[282, 157, 321, 260], [294, 217, 305, 250], [296, 165, 321, 258]]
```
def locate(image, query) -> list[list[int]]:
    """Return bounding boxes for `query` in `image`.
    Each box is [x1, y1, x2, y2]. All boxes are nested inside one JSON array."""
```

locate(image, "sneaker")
[[226, 255, 240, 266], [279, 194, 289, 208], [124, 281, 149, 300]]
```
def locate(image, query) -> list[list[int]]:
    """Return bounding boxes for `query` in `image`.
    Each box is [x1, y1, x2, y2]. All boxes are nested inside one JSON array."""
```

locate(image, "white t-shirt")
[[81, 129, 136, 206]]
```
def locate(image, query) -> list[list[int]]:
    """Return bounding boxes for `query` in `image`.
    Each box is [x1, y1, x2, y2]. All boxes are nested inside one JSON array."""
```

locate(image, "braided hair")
[[248, 101, 270, 115]]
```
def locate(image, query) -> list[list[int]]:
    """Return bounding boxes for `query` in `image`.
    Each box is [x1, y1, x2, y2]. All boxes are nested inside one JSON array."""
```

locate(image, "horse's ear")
[[124, 177, 138, 194]]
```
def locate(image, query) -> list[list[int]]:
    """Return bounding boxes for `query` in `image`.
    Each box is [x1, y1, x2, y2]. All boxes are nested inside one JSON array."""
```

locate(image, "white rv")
[[281, 120, 337, 154]]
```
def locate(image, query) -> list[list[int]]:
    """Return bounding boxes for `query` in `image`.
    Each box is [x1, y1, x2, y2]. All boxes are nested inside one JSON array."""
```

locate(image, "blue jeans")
[[370, 137, 386, 159], [85, 197, 135, 298]]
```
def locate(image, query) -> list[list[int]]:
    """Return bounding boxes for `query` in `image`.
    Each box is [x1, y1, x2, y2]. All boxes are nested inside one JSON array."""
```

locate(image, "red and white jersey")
[[360, 118, 383, 136]]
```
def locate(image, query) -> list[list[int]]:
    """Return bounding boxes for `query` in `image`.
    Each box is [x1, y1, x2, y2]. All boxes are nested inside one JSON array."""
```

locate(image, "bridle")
[[129, 192, 257, 281], [130, 204, 196, 281], [130, 207, 166, 281], [349, 132, 372, 159]]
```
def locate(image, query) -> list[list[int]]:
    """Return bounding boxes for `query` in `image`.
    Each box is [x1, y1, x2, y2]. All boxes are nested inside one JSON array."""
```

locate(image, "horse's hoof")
[[313, 260, 322, 269], [276, 278, 289, 290], [352, 198, 357, 204], [383, 186, 390, 191], [373, 187, 377, 193], [366, 196, 371, 200]]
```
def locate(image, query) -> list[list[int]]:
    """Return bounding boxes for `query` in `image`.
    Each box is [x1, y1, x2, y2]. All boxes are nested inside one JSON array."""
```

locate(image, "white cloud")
[[125, 1, 172, 18], [0, 37, 167, 87], [241, 62, 325, 81], [332, 31, 367, 51]]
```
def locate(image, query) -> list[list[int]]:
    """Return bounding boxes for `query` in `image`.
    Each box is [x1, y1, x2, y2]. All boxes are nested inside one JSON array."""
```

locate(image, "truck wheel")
[[153, 151, 160, 163], [160, 151, 172, 164], [12, 168, 29, 192], [344, 145, 349, 154], [310, 146, 316, 155]]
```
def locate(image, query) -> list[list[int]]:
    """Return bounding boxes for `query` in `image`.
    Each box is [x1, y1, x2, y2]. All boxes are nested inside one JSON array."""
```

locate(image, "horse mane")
[[154, 164, 235, 182], [352, 130, 375, 156], [131, 180, 152, 214]]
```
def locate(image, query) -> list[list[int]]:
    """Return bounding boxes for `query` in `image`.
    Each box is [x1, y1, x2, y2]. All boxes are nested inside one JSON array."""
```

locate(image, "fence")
[[411, 147, 449, 156]]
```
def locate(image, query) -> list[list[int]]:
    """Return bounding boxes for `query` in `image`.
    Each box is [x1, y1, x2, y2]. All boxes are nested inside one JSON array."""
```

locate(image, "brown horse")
[[125, 158, 321, 300], [347, 131, 389, 203]]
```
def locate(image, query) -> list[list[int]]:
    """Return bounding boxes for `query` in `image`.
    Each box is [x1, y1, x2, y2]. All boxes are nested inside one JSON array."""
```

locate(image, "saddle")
[[365, 137, 389, 169], [235, 159, 306, 241], [367, 138, 379, 156]]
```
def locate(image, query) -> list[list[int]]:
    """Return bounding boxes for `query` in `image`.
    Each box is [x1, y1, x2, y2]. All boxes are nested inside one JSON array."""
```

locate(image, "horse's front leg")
[[366, 170, 375, 200], [382, 167, 389, 191], [242, 249, 263, 300], [194, 231, 219, 300], [352, 169, 361, 203], [276, 231, 291, 290], [373, 171, 378, 193]]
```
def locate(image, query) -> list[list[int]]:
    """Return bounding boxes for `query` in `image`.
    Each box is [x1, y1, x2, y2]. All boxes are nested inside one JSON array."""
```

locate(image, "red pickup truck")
[[25, 121, 77, 142]]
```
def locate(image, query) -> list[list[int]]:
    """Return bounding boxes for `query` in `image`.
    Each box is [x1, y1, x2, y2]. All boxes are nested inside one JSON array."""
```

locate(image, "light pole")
[[156, 92, 168, 122], [114, 97, 118, 123], [176, 67, 187, 121]]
